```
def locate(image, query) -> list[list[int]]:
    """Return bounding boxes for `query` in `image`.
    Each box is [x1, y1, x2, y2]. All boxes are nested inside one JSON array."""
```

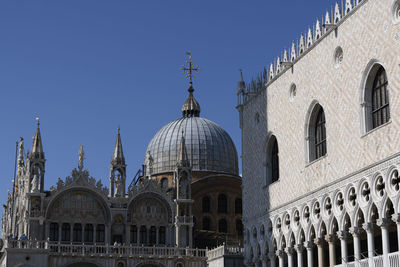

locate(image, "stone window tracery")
[[390, 169, 400, 192], [375, 175, 386, 198]]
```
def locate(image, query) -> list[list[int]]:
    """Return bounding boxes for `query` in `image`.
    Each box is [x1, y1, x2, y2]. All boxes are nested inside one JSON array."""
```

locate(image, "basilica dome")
[[145, 86, 239, 176]]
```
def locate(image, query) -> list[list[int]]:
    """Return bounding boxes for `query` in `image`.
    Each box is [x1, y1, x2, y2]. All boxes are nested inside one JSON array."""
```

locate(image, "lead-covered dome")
[[145, 117, 239, 175]]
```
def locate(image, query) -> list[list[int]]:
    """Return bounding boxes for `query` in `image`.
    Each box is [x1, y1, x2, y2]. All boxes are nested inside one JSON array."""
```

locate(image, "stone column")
[[337, 231, 348, 264], [295, 244, 304, 267], [285, 247, 294, 267], [325, 234, 336, 267], [377, 218, 391, 267], [70, 223, 73, 243], [392, 214, 400, 251], [350, 227, 362, 263], [304, 241, 314, 267], [276, 250, 284, 267], [93, 225, 97, 244], [156, 226, 159, 245], [362, 223, 375, 266], [58, 223, 62, 242], [126, 225, 130, 245], [314, 238, 325, 267], [268, 252, 276, 267], [82, 224, 85, 243]]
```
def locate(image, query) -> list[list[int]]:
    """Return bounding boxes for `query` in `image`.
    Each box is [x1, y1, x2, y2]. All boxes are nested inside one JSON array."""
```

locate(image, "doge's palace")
[[238, 0, 400, 266]]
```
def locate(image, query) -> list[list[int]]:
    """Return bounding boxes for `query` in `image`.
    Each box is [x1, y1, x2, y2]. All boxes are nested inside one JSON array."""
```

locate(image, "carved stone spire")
[[78, 145, 85, 171], [111, 126, 125, 166], [176, 131, 190, 167], [31, 118, 44, 158], [18, 137, 24, 167]]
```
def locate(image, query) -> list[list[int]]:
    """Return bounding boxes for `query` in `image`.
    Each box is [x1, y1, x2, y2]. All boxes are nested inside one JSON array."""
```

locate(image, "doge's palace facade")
[[238, 0, 400, 266]]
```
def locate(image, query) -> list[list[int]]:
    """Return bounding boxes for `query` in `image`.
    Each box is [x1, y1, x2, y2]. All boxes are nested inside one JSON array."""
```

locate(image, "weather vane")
[[181, 52, 200, 88]]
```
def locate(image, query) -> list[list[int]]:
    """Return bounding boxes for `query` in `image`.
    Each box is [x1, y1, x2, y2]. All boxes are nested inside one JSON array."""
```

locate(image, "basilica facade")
[[238, 0, 400, 266], [0, 75, 243, 266]]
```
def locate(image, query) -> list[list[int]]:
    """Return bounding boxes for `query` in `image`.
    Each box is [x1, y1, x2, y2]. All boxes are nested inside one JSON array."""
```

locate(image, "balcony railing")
[[333, 253, 391, 266], [175, 216, 193, 225], [3, 240, 207, 259], [207, 244, 244, 260]]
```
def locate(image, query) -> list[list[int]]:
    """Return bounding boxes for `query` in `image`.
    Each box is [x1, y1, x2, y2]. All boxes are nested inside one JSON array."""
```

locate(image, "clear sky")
[[0, 0, 338, 210]]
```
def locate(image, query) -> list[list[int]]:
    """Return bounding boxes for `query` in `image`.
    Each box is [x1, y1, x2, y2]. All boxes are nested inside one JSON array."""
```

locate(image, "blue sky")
[[0, 0, 338, 208]]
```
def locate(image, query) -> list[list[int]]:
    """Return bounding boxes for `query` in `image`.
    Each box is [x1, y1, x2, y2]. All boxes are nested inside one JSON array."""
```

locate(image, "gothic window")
[[149, 226, 156, 245], [235, 198, 242, 214], [266, 135, 279, 185], [130, 225, 137, 244], [236, 219, 243, 236], [362, 64, 390, 132], [307, 103, 327, 162], [219, 219, 228, 233], [49, 222, 58, 241], [160, 178, 168, 189], [371, 67, 390, 128], [140, 225, 147, 244], [84, 224, 93, 243], [159, 226, 166, 244], [73, 223, 82, 242], [61, 223, 70, 242], [315, 108, 327, 159], [202, 196, 211, 213], [218, 194, 228, 213], [203, 217, 211, 231], [96, 224, 105, 243]]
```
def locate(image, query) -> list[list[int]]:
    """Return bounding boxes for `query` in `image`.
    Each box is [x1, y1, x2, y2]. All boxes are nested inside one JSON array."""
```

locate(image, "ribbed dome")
[[145, 117, 239, 175]]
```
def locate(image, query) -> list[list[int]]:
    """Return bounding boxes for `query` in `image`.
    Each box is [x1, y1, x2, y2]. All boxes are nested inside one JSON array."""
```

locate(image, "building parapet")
[[3, 240, 207, 259], [238, 0, 368, 105]]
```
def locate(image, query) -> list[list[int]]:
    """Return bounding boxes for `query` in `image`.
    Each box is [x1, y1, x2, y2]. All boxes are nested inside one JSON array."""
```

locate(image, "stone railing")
[[333, 253, 389, 267], [4, 240, 207, 259], [207, 244, 244, 260]]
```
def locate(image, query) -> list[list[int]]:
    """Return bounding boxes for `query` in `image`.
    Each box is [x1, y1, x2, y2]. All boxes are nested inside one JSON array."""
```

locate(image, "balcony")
[[3, 240, 207, 259]]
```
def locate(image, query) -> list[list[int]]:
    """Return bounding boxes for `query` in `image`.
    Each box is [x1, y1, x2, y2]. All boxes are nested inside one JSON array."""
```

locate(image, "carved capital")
[[314, 237, 325, 247], [392, 214, 400, 224], [284, 247, 294, 256], [325, 234, 337, 243], [349, 227, 362, 237], [303, 241, 314, 249], [362, 222, 375, 233], [336, 230, 348, 240], [377, 218, 392, 228], [295, 244, 304, 253], [275, 249, 284, 257]]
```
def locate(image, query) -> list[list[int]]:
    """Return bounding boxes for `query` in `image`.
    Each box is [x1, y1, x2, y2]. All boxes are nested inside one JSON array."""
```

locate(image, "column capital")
[[392, 213, 400, 223], [303, 241, 314, 249], [314, 237, 325, 247], [325, 234, 337, 243], [336, 230, 348, 240], [349, 226, 362, 237], [295, 244, 304, 253], [275, 249, 284, 258], [377, 218, 392, 228], [284, 247, 294, 255], [362, 222, 375, 233]]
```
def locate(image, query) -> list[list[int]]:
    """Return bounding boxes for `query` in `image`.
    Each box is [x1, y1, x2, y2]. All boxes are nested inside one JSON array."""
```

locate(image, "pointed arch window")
[[266, 135, 279, 185], [315, 108, 327, 159], [372, 67, 390, 128], [307, 103, 327, 162], [362, 64, 390, 133]]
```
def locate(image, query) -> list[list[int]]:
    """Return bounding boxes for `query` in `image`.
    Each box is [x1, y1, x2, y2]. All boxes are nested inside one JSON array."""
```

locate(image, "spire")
[[176, 130, 190, 167], [78, 145, 85, 171], [18, 137, 24, 166], [31, 117, 44, 158], [111, 126, 125, 166], [181, 52, 201, 118]]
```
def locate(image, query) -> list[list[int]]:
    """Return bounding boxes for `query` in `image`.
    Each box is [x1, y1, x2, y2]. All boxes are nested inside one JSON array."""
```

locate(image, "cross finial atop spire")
[[181, 51, 200, 92]]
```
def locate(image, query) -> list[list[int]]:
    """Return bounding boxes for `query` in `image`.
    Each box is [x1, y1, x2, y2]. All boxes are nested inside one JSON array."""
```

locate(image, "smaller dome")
[[182, 86, 201, 117]]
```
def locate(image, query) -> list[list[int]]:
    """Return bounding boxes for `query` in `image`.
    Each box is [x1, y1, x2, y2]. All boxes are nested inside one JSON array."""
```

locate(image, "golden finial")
[[35, 117, 40, 128], [181, 51, 200, 91]]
